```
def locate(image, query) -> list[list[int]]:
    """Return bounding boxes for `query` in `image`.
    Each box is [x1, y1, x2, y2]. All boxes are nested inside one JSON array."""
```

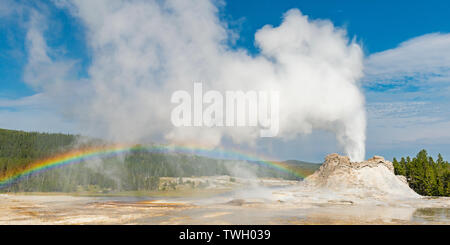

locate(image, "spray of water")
[[22, 0, 366, 161]]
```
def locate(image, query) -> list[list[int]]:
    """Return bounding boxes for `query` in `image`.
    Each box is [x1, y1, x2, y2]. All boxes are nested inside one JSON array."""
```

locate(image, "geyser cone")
[[305, 153, 420, 199]]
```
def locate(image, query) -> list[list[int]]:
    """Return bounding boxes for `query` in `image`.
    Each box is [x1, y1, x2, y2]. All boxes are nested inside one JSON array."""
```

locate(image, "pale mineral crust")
[[305, 153, 420, 199]]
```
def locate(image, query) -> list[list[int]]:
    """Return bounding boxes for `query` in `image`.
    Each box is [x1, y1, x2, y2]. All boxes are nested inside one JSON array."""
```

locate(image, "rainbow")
[[0, 144, 308, 188]]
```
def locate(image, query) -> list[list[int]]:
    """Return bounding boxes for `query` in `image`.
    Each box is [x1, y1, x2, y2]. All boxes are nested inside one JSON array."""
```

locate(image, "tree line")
[[4, 128, 446, 196], [0, 128, 305, 193], [393, 149, 449, 196]]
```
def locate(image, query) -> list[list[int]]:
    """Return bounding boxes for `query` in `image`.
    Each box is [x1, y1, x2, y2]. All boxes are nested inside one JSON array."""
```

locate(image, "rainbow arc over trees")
[[0, 144, 308, 188]]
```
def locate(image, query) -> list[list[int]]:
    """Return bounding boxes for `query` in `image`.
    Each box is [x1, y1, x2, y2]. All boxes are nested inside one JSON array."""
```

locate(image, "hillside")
[[283, 160, 321, 176], [0, 128, 316, 192]]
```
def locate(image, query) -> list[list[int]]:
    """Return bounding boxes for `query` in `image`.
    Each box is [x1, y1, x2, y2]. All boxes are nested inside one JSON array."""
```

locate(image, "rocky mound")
[[305, 153, 420, 199]]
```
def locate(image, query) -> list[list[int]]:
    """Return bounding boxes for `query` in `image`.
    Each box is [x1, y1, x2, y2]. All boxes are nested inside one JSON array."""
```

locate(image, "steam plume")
[[24, 0, 366, 161]]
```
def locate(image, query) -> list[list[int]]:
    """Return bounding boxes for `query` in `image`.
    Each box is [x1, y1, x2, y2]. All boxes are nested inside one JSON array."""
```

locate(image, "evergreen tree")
[[1, 128, 318, 193], [393, 150, 449, 197]]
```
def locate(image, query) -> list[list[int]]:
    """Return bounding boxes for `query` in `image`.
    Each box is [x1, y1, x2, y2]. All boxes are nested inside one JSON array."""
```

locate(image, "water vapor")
[[24, 0, 366, 161]]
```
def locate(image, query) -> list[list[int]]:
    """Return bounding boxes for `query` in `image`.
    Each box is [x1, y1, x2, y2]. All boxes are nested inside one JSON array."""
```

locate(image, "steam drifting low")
[[24, 0, 366, 161]]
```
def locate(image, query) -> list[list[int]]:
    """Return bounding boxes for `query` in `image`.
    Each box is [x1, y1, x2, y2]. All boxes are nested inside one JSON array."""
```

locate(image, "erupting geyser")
[[24, 0, 367, 161]]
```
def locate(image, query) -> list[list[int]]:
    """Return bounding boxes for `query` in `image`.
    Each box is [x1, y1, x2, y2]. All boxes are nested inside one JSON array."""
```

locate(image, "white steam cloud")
[[24, 0, 366, 161]]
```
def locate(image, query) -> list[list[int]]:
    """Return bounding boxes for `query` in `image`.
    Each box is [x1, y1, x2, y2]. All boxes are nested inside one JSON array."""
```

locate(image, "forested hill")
[[0, 128, 318, 192], [0, 128, 77, 173], [283, 160, 321, 175], [1, 128, 448, 196]]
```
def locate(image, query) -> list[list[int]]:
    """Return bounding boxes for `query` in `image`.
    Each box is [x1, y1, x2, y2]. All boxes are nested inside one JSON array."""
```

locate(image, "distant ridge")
[[282, 160, 321, 177], [0, 128, 320, 192]]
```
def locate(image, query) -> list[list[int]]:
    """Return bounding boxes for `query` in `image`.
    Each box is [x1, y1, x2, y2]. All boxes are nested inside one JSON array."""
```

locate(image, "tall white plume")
[[24, 0, 366, 161]]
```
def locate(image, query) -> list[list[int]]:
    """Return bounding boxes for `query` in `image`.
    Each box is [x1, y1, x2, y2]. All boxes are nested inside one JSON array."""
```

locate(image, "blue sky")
[[1, 0, 450, 162], [224, 0, 450, 54]]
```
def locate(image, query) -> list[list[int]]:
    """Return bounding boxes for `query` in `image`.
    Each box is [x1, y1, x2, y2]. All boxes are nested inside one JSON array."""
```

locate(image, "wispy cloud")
[[0, 0, 15, 18], [0, 93, 49, 108], [364, 33, 450, 90], [0, 108, 78, 134], [364, 33, 450, 158], [0, 93, 78, 133]]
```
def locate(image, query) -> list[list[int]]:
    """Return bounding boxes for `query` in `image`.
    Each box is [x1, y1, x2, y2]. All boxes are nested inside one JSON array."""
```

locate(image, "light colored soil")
[[1, 181, 449, 225]]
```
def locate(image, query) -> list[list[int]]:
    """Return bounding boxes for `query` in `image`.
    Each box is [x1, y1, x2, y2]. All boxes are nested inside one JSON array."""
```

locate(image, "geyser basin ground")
[[1, 154, 448, 224], [0, 177, 448, 225]]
